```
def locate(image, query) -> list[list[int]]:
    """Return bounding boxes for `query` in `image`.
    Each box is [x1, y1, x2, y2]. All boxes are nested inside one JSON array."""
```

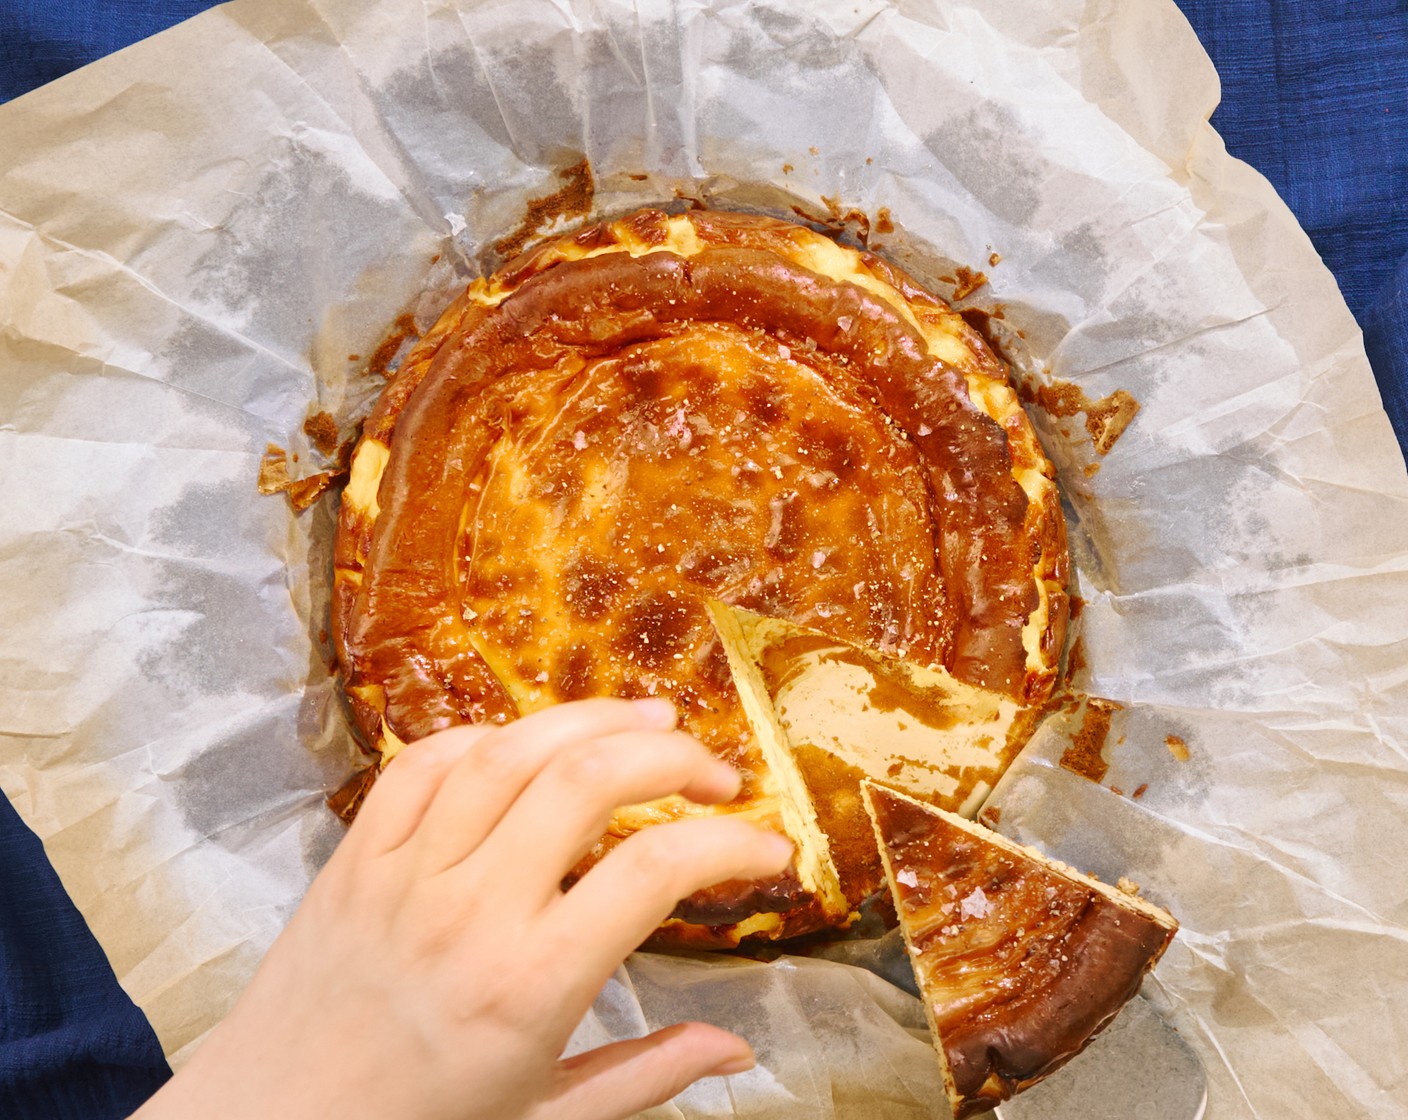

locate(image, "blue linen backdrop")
[[1, 1, 1404, 1115]]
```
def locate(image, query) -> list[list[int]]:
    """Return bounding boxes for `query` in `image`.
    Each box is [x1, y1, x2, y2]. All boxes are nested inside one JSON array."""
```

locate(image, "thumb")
[[547, 1021, 755, 1120]]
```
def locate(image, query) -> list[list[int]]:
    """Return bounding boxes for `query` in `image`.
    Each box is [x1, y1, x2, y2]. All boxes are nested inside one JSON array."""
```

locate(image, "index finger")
[[409, 697, 677, 874], [535, 816, 796, 1014]]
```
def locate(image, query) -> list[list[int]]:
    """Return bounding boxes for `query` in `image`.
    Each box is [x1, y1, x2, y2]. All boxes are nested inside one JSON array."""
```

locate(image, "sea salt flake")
[[960, 887, 993, 920], [573, 430, 587, 450], [896, 868, 919, 888]]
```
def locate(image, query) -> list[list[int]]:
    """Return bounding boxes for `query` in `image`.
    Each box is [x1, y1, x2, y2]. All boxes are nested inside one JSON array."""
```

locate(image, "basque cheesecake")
[[330, 207, 1069, 944]]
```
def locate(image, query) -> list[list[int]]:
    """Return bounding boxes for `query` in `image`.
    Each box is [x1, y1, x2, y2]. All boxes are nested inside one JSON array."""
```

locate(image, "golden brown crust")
[[331, 208, 1069, 940]]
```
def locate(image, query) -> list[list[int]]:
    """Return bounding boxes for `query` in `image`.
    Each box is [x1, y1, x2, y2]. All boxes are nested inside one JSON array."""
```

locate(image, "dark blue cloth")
[[1175, 0, 1408, 459], [0, 3, 1406, 1118], [1364, 252, 1408, 444], [0, 795, 170, 1117], [0, 1, 223, 103]]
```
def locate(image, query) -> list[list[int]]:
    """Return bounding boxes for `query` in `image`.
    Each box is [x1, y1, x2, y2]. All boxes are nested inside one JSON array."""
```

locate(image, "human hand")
[[134, 697, 793, 1120]]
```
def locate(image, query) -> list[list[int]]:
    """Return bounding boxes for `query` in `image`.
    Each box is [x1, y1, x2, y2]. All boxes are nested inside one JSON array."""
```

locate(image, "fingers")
[[341, 725, 491, 858], [542, 1022, 754, 1120], [411, 698, 678, 874], [465, 729, 742, 906], [539, 816, 795, 1002]]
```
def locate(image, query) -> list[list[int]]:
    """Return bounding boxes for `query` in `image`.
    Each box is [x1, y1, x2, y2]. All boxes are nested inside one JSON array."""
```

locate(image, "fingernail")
[[710, 1054, 756, 1077], [631, 697, 677, 728]]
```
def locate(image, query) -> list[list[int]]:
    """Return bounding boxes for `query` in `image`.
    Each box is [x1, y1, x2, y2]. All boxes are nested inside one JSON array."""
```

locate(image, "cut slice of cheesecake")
[[861, 781, 1178, 1118], [687, 601, 851, 936], [715, 605, 1037, 906]]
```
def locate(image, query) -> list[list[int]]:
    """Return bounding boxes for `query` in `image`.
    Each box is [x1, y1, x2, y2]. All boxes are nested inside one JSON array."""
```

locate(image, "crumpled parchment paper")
[[3, 1, 1407, 1117]]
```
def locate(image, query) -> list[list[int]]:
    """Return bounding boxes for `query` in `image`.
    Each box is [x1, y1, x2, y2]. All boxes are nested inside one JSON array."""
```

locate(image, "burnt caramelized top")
[[340, 221, 1036, 736], [330, 208, 1068, 938]]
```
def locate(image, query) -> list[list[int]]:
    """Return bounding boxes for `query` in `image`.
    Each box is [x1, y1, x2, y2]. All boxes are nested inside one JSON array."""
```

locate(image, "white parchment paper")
[[3, 1, 1407, 1117]]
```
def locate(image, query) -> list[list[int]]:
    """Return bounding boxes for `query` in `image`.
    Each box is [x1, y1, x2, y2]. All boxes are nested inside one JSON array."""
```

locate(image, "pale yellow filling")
[[343, 437, 389, 518]]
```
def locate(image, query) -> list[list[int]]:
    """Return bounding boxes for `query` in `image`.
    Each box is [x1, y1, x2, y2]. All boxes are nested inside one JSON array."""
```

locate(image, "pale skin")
[[134, 697, 793, 1120]]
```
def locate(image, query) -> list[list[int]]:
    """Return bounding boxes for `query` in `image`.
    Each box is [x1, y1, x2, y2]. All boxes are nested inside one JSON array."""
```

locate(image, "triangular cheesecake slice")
[[699, 600, 851, 935], [861, 781, 1178, 1118]]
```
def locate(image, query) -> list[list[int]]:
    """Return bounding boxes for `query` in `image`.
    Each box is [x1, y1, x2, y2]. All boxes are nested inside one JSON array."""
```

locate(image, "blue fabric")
[[0, 795, 171, 1117], [1363, 252, 1408, 449], [1174, 0, 1408, 459], [0, 1, 224, 103], [0, 2, 1405, 1117]]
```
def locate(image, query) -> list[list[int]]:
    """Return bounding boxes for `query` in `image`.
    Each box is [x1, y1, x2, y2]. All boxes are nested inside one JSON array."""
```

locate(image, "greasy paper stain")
[[1032, 378, 1140, 455], [493, 157, 595, 259], [181, 136, 399, 364], [791, 196, 892, 247], [1058, 697, 1123, 783], [673, 188, 707, 211], [1166, 734, 1191, 762], [924, 102, 1046, 226], [133, 519, 288, 702], [959, 304, 1005, 331]]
